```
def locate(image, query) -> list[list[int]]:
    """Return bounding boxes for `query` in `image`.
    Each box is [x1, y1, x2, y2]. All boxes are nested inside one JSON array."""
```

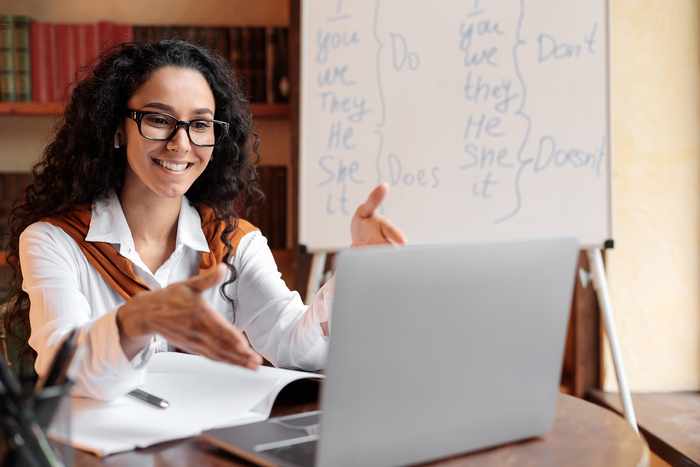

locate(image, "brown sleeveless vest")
[[42, 203, 257, 300]]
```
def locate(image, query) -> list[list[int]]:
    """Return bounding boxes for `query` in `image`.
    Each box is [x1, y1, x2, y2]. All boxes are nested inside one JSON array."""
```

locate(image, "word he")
[[326, 120, 355, 151], [463, 113, 504, 140]]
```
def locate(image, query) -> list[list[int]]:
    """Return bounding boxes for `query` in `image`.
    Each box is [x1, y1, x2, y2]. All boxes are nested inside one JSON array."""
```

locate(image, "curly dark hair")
[[3, 40, 264, 379]]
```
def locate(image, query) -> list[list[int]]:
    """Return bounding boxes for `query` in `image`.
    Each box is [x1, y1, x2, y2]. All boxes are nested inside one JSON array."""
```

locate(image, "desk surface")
[[591, 390, 700, 467], [70, 394, 648, 467]]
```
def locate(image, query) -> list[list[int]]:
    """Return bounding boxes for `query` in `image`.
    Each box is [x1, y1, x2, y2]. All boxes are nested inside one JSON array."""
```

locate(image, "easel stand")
[[305, 248, 639, 433], [587, 248, 639, 433], [305, 251, 328, 305]]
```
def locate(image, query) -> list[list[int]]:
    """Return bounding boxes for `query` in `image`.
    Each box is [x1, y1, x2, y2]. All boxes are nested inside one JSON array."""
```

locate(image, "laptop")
[[201, 238, 579, 467]]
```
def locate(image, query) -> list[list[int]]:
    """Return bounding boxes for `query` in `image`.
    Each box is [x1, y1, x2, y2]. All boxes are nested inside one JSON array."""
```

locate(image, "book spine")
[[85, 23, 99, 70], [228, 27, 242, 86], [254, 27, 266, 103], [97, 21, 113, 52], [67, 24, 78, 99], [132, 25, 148, 43], [75, 24, 88, 82], [0, 17, 5, 101], [13, 16, 31, 101], [55, 24, 73, 102], [1, 16, 16, 101], [47, 23, 58, 102], [30, 21, 49, 102], [112, 23, 133, 45], [212, 27, 230, 63], [265, 27, 274, 104], [240, 27, 252, 101], [249, 166, 287, 249], [274, 28, 289, 103]]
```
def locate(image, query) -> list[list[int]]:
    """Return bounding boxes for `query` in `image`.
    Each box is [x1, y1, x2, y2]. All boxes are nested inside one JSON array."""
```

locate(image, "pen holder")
[[34, 383, 74, 466], [0, 383, 74, 467]]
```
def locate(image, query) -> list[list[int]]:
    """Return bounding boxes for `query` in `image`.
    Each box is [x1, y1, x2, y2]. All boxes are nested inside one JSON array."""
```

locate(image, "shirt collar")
[[176, 196, 211, 253], [85, 191, 210, 254]]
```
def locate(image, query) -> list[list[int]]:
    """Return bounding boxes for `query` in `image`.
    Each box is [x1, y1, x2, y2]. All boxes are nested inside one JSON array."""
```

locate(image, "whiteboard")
[[300, 0, 611, 251]]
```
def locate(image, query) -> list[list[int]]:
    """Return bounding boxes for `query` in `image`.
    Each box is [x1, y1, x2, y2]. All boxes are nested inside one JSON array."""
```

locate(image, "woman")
[[4, 40, 405, 400]]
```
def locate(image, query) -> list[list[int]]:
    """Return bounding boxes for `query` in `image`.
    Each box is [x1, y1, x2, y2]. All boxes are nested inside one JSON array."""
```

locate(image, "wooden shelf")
[[0, 101, 289, 118], [0, 101, 64, 116], [250, 103, 290, 118]]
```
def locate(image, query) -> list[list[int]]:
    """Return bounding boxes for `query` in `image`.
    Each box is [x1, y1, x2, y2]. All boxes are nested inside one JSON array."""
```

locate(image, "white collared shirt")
[[20, 192, 331, 400]]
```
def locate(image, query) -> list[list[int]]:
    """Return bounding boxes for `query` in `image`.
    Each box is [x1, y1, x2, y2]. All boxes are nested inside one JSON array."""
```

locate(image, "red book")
[[75, 24, 98, 82], [47, 23, 58, 102], [97, 21, 133, 53], [97, 21, 113, 52], [86, 23, 98, 68], [55, 24, 78, 102], [30, 22, 50, 102], [112, 24, 133, 45]]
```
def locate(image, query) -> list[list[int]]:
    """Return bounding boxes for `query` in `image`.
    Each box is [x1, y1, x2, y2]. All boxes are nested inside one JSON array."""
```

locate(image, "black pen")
[[127, 388, 169, 409], [36, 328, 79, 392]]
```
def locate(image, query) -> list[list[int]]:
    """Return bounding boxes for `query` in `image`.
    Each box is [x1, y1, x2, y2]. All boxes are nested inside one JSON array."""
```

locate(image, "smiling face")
[[121, 66, 216, 199]]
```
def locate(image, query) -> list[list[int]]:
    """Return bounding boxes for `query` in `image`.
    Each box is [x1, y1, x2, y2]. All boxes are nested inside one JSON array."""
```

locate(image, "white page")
[[50, 352, 322, 457]]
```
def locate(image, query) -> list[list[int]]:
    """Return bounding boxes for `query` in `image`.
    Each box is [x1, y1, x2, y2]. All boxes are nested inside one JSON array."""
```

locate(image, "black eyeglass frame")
[[126, 109, 230, 147]]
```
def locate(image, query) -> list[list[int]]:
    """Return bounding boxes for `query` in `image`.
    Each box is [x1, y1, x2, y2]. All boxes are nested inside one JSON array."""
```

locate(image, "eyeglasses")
[[126, 109, 229, 147]]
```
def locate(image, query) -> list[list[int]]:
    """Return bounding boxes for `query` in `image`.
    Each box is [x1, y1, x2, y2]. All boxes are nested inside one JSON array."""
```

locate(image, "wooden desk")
[[591, 390, 700, 467], [69, 394, 648, 467]]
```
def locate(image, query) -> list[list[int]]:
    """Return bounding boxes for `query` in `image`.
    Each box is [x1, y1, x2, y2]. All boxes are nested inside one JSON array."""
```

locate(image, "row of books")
[[0, 16, 289, 105], [134, 26, 289, 104], [0, 16, 133, 102], [0, 172, 32, 251]]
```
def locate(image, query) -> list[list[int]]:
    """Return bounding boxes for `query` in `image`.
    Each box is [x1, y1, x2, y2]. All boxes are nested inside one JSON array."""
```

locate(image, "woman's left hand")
[[351, 183, 407, 247]]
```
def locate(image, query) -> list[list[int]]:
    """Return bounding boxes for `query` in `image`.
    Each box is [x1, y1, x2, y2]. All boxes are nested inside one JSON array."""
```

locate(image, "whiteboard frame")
[[297, 0, 615, 252]]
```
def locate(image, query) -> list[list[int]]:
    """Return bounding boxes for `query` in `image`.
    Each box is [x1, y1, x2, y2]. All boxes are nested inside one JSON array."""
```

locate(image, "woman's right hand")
[[116, 264, 262, 369]]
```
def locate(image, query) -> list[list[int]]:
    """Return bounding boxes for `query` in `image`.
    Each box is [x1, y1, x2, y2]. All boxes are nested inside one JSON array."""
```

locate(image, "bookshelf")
[[0, 1, 299, 287], [0, 102, 289, 118]]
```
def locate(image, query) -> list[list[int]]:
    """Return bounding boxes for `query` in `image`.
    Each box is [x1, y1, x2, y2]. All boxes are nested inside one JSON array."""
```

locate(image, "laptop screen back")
[[316, 238, 579, 467]]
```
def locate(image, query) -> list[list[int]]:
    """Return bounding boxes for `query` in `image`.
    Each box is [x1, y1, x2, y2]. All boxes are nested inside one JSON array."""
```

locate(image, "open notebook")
[[49, 352, 323, 457]]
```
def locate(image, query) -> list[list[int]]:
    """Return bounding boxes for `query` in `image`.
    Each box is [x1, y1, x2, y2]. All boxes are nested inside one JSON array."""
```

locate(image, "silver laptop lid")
[[317, 238, 579, 467]]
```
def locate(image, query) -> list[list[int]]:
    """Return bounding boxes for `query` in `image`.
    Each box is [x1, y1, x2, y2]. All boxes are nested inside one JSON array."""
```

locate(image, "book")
[[55, 24, 75, 102], [47, 23, 59, 102], [12, 15, 31, 101], [49, 352, 323, 457], [265, 27, 275, 104], [30, 21, 50, 102], [0, 15, 17, 101], [133, 25, 230, 60], [248, 165, 288, 250], [252, 27, 267, 102], [237, 27, 254, 101], [273, 27, 290, 103], [75, 23, 99, 83], [97, 21, 133, 52], [0, 173, 32, 250]]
